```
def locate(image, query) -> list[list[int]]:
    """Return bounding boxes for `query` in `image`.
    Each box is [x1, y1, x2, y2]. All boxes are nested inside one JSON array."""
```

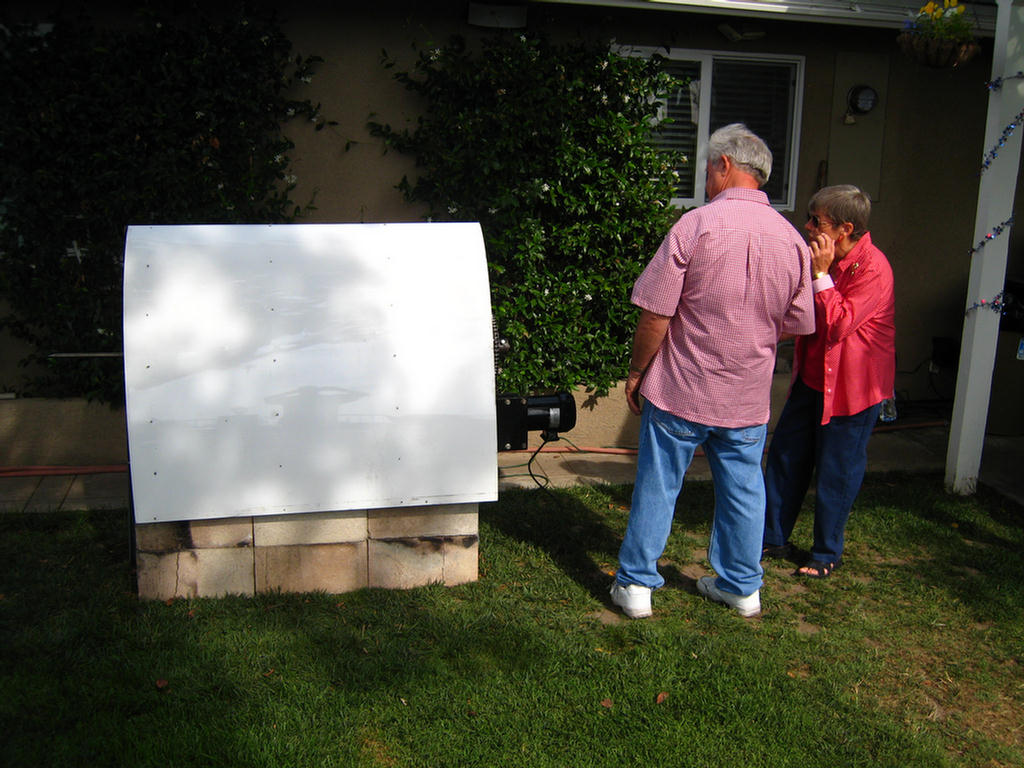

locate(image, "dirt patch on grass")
[[590, 608, 623, 625], [795, 616, 821, 635], [867, 646, 1024, 751]]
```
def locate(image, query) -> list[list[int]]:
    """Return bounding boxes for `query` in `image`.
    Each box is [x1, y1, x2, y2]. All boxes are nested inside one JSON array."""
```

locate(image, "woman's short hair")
[[808, 185, 871, 240], [706, 123, 773, 186]]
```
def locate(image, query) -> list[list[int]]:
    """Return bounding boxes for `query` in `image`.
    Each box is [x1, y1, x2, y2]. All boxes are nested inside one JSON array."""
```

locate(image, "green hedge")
[[369, 33, 684, 395], [0, 4, 330, 402]]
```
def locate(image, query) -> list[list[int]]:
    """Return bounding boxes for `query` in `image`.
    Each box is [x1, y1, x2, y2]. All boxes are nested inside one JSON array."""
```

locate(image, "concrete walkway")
[[1, 423, 1021, 513], [499, 423, 1024, 509]]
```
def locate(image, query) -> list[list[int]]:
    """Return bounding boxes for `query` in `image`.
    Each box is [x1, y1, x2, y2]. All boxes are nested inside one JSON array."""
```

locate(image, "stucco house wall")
[[0, 0, 1014, 413], [277, 1, 1002, 408]]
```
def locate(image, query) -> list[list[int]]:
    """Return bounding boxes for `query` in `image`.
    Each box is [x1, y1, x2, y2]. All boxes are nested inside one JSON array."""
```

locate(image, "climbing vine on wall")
[[0, 3, 332, 402], [369, 33, 683, 395]]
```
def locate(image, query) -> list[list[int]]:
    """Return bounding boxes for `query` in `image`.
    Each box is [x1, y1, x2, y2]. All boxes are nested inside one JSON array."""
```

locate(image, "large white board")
[[123, 223, 497, 523]]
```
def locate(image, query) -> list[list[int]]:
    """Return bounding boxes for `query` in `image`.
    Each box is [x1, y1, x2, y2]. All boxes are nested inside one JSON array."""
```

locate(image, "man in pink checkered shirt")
[[610, 123, 815, 619]]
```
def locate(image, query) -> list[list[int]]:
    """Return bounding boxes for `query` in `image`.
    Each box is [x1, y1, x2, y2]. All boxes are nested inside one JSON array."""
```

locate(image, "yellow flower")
[[920, 1, 936, 13]]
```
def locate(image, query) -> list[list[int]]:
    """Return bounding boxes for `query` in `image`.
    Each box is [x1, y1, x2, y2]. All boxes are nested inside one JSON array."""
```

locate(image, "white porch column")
[[945, 0, 1024, 494]]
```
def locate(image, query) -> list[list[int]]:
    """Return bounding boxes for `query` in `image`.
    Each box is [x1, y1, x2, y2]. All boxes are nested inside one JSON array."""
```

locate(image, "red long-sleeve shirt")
[[795, 231, 896, 425]]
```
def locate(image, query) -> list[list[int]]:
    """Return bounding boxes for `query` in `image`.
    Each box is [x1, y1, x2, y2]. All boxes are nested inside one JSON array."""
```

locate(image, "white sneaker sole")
[[697, 576, 760, 617], [609, 584, 652, 619]]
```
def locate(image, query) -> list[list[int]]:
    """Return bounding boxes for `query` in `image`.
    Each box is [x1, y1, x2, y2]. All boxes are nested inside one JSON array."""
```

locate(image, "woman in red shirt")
[[762, 184, 896, 578]]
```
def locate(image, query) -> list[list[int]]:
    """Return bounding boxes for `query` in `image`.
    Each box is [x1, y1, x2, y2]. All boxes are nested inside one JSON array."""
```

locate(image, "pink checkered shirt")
[[632, 187, 814, 427]]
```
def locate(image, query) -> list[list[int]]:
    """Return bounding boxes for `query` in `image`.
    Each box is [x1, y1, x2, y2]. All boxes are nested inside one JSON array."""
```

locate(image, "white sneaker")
[[609, 582, 652, 619], [697, 576, 761, 617]]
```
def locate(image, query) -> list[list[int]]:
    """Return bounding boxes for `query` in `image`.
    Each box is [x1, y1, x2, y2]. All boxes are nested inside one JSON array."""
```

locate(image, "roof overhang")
[[532, 0, 997, 35]]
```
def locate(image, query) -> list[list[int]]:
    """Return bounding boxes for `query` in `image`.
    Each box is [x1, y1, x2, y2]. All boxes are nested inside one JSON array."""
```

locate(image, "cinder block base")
[[255, 541, 368, 594], [137, 548, 255, 600], [135, 503, 479, 599], [368, 535, 478, 589]]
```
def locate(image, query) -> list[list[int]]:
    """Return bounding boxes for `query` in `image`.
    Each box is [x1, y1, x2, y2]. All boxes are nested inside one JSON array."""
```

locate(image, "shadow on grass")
[[0, 509, 592, 766], [4, 482, 1022, 767], [483, 478, 718, 606]]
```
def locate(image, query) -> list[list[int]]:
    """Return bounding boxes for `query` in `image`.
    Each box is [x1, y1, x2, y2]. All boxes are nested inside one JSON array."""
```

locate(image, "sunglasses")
[[807, 214, 835, 228]]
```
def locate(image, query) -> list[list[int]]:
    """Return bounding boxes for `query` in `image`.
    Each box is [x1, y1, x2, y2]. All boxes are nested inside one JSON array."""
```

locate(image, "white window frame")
[[617, 45, 805, 212]]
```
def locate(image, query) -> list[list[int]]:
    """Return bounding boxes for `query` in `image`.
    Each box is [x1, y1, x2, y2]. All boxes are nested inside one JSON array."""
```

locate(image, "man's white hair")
[[706, 123, 772, 186]]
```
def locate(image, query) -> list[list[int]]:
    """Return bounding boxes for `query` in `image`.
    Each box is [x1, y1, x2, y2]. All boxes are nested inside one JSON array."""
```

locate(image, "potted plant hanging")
[[898, 0, 979, 68]]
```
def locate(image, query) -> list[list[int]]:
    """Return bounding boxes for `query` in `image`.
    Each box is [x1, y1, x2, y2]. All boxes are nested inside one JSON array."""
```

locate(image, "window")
[[620, 46, 804, 211]]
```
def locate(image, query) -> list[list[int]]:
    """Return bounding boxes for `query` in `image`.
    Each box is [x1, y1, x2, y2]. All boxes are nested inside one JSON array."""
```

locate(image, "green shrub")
[[369, 33, 683, 395], [0, 4, 331, 402]]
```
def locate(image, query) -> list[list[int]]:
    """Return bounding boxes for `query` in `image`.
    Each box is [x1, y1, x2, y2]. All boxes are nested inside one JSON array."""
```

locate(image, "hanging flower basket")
[[898, 0, 979, 68], [897, 31, 979, 68]]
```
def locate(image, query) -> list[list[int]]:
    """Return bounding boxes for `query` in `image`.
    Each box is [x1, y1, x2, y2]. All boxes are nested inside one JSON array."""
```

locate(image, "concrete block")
[[135, 521, 191, 553], [369, 538, 444, 589], [368, 535, 479, 589], [137, 547, 255, 599], [136, 517, 253, 552], [136, 552, 180, 600], [367, 503, 477, 539], [254, 509, 367, 547], [443, 535, 479, 585], [255, 541, 367, 594], [189, 517, 254, 549]]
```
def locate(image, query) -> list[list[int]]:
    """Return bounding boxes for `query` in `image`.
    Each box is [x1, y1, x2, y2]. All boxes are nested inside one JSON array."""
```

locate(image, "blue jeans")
[[763, 378, 881, 563], [616, 402, 767, 597]]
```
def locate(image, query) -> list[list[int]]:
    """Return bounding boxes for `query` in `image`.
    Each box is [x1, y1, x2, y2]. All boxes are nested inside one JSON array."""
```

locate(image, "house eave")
[[532, 0, 997, 36]]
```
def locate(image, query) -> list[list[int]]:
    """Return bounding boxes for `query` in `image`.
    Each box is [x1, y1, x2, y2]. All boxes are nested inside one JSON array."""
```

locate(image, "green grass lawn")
[[1, 472, 1021, 767]]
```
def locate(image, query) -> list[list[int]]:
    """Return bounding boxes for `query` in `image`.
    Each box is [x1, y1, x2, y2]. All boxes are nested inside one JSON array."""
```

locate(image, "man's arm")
[[625, 309, 671, 415], [780, 241, 816, 338]]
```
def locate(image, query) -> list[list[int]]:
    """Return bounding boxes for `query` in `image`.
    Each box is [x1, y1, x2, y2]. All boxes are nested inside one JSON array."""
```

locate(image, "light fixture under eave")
[[468, 3, 528, 28]]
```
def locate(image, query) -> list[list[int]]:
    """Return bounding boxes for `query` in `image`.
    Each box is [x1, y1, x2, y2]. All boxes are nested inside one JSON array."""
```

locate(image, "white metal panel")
[[123, 223, 497, 523]]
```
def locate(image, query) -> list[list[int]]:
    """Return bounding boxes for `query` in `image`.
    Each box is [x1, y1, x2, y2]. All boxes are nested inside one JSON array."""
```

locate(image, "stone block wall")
[[135, 503, 478, 600]]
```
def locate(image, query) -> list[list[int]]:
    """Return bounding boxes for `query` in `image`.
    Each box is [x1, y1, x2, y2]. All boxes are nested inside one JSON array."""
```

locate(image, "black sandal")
[[797, 559, 841, 578]]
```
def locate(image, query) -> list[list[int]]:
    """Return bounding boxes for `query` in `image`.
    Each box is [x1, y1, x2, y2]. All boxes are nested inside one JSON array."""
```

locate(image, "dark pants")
[[763, 378, 881, 563]]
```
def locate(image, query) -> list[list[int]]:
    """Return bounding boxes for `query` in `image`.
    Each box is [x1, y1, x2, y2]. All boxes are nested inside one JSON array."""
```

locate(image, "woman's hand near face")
[[810, 233, 835, 275]]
